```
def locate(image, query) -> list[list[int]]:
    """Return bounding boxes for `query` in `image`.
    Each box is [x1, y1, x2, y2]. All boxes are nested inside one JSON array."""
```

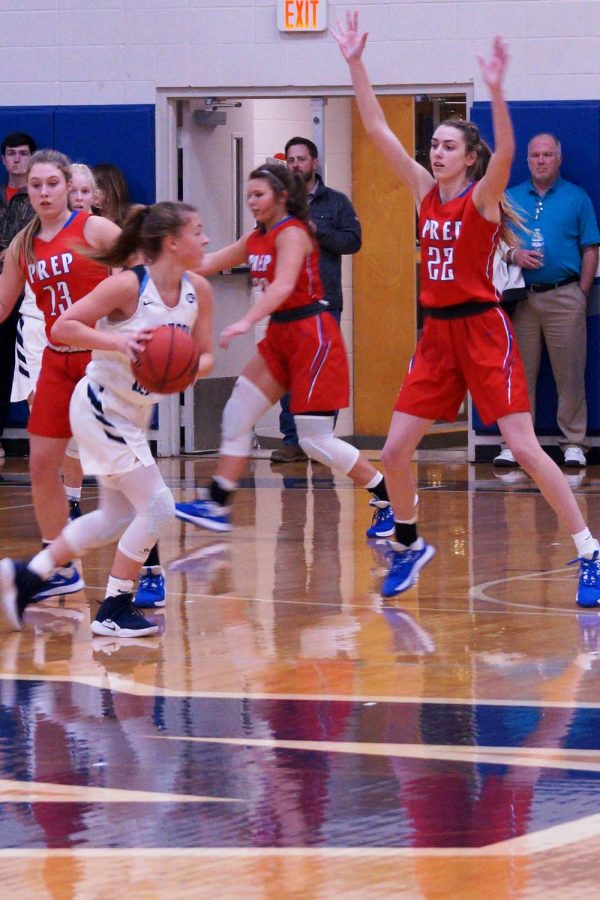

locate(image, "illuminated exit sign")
[[277, 0, 327, 32]]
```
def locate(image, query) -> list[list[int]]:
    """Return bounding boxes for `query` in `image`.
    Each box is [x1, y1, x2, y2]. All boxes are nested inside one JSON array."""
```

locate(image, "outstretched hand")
[[331, 10, 368, 63], [477, 36, 509, 92], [219, 317, 252, 349]]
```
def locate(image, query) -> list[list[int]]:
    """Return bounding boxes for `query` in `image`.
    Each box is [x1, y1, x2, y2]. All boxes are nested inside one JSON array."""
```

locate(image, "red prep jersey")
[[23, 211, 109, 344], [419, 185, 500, 309], [247, 216, 323, 312]]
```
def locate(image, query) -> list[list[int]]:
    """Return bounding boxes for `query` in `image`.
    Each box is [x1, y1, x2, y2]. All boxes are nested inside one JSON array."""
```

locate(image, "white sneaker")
[[564, 446, 586, 468], [493, 447, 517, 468]]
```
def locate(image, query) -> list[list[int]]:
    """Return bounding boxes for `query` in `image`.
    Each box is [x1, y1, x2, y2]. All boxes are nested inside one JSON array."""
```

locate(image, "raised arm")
[[331, 11, 434, 206], [472, 37, 514, 220]]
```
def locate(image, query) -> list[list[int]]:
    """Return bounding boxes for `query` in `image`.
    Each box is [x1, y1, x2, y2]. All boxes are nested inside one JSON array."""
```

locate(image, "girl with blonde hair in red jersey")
[[176, 161, 392, 531], [333, 13, 600, 604], [0, 149, 120, 599]]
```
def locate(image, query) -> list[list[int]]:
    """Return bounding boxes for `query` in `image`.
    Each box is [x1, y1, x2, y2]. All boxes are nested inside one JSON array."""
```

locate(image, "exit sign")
[[277, 0, 327, 32]]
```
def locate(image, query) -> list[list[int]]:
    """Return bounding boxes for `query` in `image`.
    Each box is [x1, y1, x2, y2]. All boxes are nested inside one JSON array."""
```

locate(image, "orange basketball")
[[131, 325, 198, 394]]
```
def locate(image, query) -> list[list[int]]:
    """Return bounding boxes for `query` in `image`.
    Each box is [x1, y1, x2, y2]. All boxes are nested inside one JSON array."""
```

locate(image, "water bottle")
[[531, 228, 544, 264]]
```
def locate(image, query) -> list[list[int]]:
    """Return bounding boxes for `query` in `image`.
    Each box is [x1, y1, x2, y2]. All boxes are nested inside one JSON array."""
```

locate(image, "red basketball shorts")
[[28, 347, 91, 438], [395, 306, 530, 425], [258, 311, 349, 413]]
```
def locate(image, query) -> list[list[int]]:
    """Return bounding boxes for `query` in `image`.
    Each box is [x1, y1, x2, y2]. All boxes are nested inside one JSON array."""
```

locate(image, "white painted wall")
[[2, 2, 598, 107]]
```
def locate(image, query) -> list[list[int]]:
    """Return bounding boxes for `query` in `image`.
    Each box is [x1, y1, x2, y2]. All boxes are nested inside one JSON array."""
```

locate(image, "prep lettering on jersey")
[[248, 253, 272, 272], [422, 218, 461, 281], [28, 252, 74, 283]]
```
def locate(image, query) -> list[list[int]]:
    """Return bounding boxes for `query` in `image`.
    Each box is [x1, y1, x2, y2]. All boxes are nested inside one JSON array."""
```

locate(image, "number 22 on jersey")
[[427, 246, 454, 281]]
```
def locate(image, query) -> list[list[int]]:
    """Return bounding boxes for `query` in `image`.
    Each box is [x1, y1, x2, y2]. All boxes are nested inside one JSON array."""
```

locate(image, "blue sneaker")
[[33, 564, 84, 600], [366, 500, 395, 538], [381, 539, 436, 598], [134, 567, 166, 608], [175, 495, 231, 532], [573, 551, 600, 607], [91, 593, 159, 638], [68, 499, 82, 520]]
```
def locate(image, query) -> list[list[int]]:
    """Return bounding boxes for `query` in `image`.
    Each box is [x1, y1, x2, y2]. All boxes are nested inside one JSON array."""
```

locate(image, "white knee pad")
[[64, 437, 80, 460], [62, 508, 133, 557], [220, 375, 272, 457], [118, 486, 175, 563], [296, 415, 360, 475]]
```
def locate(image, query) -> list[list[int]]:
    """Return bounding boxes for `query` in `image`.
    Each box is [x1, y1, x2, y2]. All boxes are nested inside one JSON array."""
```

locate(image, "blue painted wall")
[[470, 100, 600, 436], [1, 104, 155, 428]]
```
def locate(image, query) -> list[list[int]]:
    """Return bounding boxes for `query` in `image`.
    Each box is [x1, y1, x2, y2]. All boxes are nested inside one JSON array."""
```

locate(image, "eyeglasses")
[[534, 199, 543, 221]]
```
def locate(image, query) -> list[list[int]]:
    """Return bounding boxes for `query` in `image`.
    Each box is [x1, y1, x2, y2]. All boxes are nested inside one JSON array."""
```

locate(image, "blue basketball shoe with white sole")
[[366, 500, 395, 539], [32, 564, 84, 599], [381, 539, 436, 598], [175, 494, 231, 532], [574, 551, 600, 608], [133, 567, 166, 608]]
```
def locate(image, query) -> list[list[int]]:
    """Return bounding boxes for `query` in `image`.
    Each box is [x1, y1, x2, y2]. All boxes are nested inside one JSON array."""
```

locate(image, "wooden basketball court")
[[0, 447, 599, 898]]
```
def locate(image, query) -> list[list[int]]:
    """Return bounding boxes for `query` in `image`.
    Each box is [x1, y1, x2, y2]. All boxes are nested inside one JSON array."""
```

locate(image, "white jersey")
[[20, 281, 44, 320], [70, 266, 198, 476], [86, 266, 198, 415]]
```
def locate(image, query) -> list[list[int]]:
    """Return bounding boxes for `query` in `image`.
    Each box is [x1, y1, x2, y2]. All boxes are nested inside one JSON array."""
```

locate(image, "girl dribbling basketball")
[[0, 201, 213, 637]]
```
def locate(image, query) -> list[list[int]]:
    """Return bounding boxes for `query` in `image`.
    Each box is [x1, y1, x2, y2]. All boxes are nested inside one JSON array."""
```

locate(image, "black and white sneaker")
[[0, 558, 45, 631], [91, 592, 159, 638]]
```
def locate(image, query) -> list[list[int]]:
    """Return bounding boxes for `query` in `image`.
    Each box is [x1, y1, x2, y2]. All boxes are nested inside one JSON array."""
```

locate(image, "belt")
[[422, 300, 497, 320], [527, 276, 579, 293], [270, 301, 328, 323]]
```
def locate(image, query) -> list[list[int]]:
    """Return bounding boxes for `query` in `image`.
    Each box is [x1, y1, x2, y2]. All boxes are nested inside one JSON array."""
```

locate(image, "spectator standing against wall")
[[0, 131, 37, 459], [493, 133, 600, 470], [269, 136, 362, 463]]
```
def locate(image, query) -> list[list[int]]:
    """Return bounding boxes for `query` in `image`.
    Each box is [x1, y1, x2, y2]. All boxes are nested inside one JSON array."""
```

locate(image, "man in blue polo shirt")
[[493, 133, 600, 470]]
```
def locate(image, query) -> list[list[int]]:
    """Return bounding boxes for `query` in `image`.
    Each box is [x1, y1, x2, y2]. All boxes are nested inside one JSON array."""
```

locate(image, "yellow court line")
[[0, 778, 241, 804], [1, 671, 599, 708]]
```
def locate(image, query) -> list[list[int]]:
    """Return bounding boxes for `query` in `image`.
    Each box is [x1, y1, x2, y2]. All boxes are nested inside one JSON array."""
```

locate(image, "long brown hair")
[[441, 118, 523, 247], [9, 149, 72, 268], [91, 163, 131, 226], [92, 201, 198, 268], [249, 163, 310, 229]]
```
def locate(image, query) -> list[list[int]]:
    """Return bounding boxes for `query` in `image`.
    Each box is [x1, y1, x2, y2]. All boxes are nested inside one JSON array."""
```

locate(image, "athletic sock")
[[64, 485, 81, 501], [209, 477, 234, 507], [394, 522, 418, 548], [144, 544, 161, 568], [106, 575, 135, 598], [572, 527, 600, 559], [27, 547, 56, 580], [364, 472, 389, 503]]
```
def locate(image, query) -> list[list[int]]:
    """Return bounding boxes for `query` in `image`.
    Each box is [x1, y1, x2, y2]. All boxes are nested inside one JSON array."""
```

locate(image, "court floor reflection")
[[0, 454, 600, 897]]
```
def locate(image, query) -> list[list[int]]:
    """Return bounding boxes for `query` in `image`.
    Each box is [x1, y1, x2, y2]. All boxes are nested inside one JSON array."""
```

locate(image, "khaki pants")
[[512, 281, 587, 448]]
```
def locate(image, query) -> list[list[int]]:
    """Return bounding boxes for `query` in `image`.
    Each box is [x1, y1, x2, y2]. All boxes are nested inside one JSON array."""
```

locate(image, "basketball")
[[131, 325, 198, 394]]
